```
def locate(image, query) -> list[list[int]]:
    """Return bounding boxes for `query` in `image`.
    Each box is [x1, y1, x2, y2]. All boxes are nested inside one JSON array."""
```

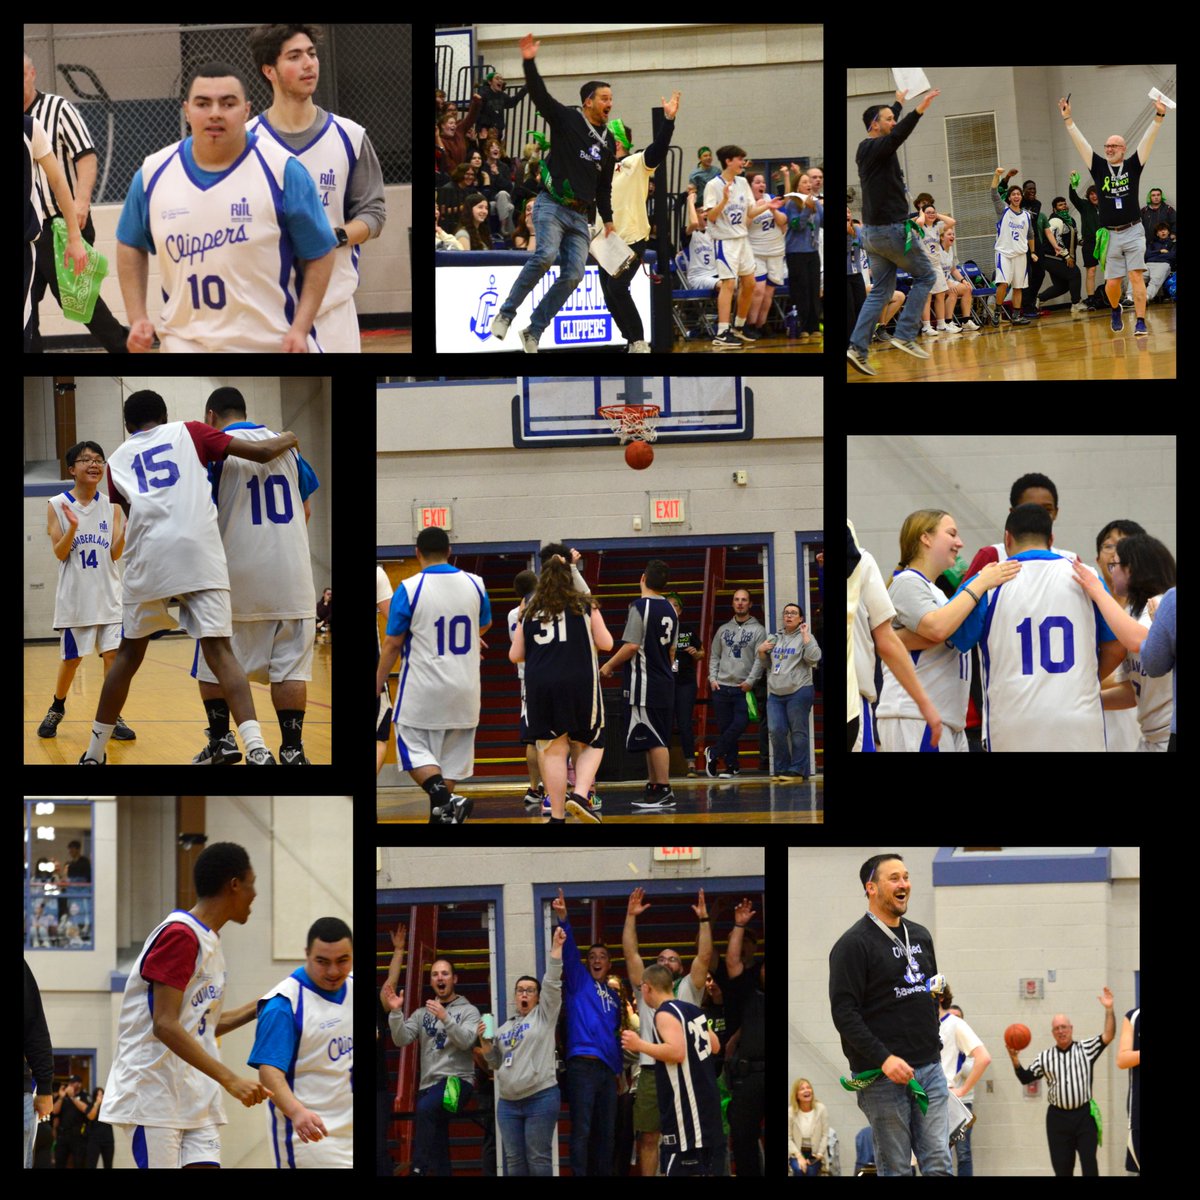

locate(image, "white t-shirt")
[[702, 174, 754, 240]]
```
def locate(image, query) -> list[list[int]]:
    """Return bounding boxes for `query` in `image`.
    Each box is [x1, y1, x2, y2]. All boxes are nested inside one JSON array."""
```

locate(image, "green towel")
[[839, 1069, 929, 1116], [52, 217, 108, 324]]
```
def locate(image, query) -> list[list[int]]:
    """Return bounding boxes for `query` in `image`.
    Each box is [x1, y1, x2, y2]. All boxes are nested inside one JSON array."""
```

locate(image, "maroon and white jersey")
[[106, 421, 232, 603]]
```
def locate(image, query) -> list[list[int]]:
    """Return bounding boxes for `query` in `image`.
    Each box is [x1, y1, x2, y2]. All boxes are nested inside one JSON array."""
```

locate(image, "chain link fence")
[[24, 23, 411, 204]]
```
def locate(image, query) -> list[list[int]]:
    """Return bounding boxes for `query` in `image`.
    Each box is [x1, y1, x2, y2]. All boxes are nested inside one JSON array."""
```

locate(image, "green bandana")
[[1093, 226, 1110, 271], [525, 130, 575, 205], [1090, 1099, 1102, 1147], [609, 118, 632, 152], [839, 1069, 930, 1116]]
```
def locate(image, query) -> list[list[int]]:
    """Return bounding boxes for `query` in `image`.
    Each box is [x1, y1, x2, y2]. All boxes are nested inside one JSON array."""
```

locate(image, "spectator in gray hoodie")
[[480, 925, 565, 1175], [758, 602, 822, 780], [705, 588, 768, 777], [383, 957, 482, 1175]]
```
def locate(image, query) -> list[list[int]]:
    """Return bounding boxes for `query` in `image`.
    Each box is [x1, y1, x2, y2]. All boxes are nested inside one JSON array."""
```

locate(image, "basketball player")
[[507, 568, 547, 811], [116, 61, 337, 353], [489, 33, 617, 352], [620, 963, 722, 1175], [376, 564, 394, 776], [37, 440, 136, 744], [599, 559, 678, 809], [376, 526, 492, 824], [702, 145, 786, 349], [247, 25, 387, 353], [100, 842, 271, 1168], [249, 917, 353, 1168], [80, 390, 299, 765], [948, 504, 1126, 751], [992, 186, 1037, 325], [509, 553, 612, 822], [1060, 95, 1167, 336], [190, 387, 318, 766]]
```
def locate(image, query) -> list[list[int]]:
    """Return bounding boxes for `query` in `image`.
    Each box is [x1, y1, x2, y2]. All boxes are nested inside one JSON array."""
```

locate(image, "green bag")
[[746, 689, 759, 721], [1090, 1098, 1102, 1147], [52, 217, 108, 324], [442, 1075, 461, 1113]]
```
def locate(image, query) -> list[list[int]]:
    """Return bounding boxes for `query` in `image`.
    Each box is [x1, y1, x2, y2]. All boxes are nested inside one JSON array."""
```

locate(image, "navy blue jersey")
[[652, 998, 723, 1152], [621, 595, 678, 707]]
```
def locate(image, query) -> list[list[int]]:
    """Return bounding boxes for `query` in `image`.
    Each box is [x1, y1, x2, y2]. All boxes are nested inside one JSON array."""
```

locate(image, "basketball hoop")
[[598, 404, 660, 443]]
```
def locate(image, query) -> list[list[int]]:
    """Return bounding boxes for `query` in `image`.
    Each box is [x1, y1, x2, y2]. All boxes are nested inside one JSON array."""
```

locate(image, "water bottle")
[[785, 306, 799, 338]]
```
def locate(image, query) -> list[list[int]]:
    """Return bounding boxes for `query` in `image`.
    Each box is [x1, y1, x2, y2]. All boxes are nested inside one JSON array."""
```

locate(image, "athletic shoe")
[[523, 786, 544, 808], [1010, 314, 1031, 326], [113, 715, 137, 740], [703, 747, 720, 778], [78, 753, 105, 764], [542, 792, 553, 816], [938, 323, 963, 335], [519, 327, 540, 353], [632, 787, 677, 809], [921, 323, 939, 336], [628, 339, 651, 352], [846, 346, 876, 375], [566, 792, 603, 823], [730, 325, 753, 342], [490, 313, 511, 341], [37, 707, 64, 738], [1134, 318, 1148, 337], [1120, 296, 1134, 309], [712, 330, 744, 351], [432, 795, 473, 824], [247, 747, 278, 765], [588, 788, 602, 812], [1071, 301, 1089, 317], [1111, 307, 1123, 332], [192, 728, 242, 765], [891, 338, 931, 359], [741, 326, 764, 341], [870, 327, 893, 348], [279, 745, 311, 765]]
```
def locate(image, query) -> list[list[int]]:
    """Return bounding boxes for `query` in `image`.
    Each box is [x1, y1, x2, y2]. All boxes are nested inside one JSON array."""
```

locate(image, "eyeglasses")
[[75, 457, 105, 466], [514, 986, 539, 996], [1103, 143, 1124, 149]]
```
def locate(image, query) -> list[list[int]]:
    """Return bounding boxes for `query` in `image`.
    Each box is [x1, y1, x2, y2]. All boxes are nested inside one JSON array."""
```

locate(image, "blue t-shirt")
[[247, 966, 347, 1073]]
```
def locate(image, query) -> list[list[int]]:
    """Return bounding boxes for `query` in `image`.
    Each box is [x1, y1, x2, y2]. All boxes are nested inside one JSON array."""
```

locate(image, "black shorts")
[[626, 703, 672, 752], [525, 680, 604, 747]]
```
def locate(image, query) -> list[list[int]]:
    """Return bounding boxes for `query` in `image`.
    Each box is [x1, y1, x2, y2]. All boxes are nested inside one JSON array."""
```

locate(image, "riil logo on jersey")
[[230, 195, 252, 223]]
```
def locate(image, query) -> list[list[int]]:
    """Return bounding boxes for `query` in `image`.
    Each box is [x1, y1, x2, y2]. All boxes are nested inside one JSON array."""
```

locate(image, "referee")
[[23, 52, 127, 352], [1008, 986, 1115, 1176]]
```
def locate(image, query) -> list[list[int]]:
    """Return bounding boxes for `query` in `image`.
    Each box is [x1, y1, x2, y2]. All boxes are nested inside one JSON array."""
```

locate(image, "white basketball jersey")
[[703, 174, 753, 239], [140, 134, 306, 351], [393, 567, 488, 730], [210, 425, 314, 620], [995, 207, 1032, 256], [1126, 596, 1173, 741], [106, 421, 230, 604], [747, 200, 786, 256], [980, 553, 1107, 751], [876, 569, 971, 731], [101, 911, 228, 1129], [247, 112, 365, 313], [50, 489, 121, 628], [991, 541, 1078, 563], [260, 971, 353, 1165]]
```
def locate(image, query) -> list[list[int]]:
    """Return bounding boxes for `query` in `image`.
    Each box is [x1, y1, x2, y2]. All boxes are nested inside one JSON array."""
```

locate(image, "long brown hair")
[[892, 509, 951, 587], [526, 557, 594, 622]]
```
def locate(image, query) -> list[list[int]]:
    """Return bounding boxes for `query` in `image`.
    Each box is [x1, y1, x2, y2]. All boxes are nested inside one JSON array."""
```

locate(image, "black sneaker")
[[37, 707, 64, 738], [431, 795, 473, 824], [247, 747, 278, 765], [703, 747, 720, 778], [113, 715, 136, 741], [279, 745, 311, 765], [712, 330, 744, 351], [632, 787, 677, 809], [192, 728, 242, 765], [566, 792, 603, 823], [78, 753, 106, 765]]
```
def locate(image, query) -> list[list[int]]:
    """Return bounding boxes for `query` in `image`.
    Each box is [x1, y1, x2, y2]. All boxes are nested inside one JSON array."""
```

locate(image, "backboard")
[[511, 377, 753, 447]]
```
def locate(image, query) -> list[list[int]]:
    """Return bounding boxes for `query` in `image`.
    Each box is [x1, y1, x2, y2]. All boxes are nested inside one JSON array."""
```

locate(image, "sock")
[[421, 773, 451, 814], [278, 709, 305, 750], [51, 695, 66, 713], [86, 722, 115, 762], [238, 719, 266, 754], [204, 698, 231, 737], [548, 816, 566, 824], [734, 315, 745, 328], [718, 322, 729, 334]]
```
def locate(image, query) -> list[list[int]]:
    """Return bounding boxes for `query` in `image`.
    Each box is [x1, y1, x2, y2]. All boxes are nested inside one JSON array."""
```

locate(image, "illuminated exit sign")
[[413, 504, 453, 534], [654, 847, 702, 861], [650, 494, 687, 524]]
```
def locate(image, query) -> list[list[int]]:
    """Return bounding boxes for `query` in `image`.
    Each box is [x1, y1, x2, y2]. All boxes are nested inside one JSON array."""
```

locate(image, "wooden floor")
[[24, 634, 332, 764], [42, 328, 412, 353], [674, 334, 821, 354], [848, 303, 1176, 381], [377, 776, 823, 824]]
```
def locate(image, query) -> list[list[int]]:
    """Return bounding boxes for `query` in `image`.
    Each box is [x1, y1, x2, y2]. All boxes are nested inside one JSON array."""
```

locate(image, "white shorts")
[[158, 331, 321, 353], [877, 716, 967, 753], [267, 1105, 352, 1169], [754, 253, 786, 286], [193, 618, 315, 684], [118, 1122, 221, 1168], [122, 589, 232, 641], [394, 722, 476, 781], [994, 253, 1028, 290], [312, 296, 361, 353], [60, 622, 122, 660], [714, 237, 756, 280]]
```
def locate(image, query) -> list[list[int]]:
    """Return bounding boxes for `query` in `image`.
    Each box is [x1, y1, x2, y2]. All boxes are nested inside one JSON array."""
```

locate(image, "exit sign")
[[649, 494, 687, 524], [412, 504, 453, 534], [654, 847, 701, 861]]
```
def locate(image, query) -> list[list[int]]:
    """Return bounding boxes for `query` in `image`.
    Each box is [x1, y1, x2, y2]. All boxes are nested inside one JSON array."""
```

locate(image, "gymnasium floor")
[[23, 635, 332, 765], [377, 775, 824, 824]]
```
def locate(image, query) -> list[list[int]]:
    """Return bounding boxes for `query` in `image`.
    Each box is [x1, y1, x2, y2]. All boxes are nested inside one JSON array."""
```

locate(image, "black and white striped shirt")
[[1021, 1035, 1107, 1109], [23, 90, 96, 220]]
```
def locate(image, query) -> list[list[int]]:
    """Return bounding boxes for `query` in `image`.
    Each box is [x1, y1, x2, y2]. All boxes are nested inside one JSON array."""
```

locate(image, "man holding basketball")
[[1060, 94, 1167, 337], [1006, 988, 1115, 1177], [829, 854, 951, 1176]]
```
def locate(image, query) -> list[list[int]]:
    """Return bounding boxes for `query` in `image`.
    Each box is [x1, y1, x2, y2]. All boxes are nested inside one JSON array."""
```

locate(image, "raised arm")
[[1059, 98, 1094, 167], [622, 887, 648, 987], [688, 888, 713, 993], [1136, 99, 1167, 163]]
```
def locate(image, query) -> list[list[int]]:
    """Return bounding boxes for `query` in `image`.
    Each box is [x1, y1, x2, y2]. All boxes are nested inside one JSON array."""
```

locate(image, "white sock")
[[238, 719, 266, 754], [86, 722, 115, 763]]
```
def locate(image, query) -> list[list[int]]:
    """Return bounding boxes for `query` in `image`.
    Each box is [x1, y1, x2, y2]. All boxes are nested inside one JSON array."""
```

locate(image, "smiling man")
[[828, 853, 951, 1176], [100, 842, 269, 1168], [249, 917, 354, 1168]]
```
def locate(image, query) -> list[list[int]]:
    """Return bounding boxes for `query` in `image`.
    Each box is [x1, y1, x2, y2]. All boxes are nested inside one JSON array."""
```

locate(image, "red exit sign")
[[654, 847, 701, 861], [412, 504, 453, 533], [650, 495, 686, 523]]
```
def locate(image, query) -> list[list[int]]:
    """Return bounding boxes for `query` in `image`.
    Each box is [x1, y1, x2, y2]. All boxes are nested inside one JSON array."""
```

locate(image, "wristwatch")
[[334, 226, 349, 247]]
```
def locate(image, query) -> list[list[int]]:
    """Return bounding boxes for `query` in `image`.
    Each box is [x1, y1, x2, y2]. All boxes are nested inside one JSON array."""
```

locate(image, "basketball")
[[625, 441, 654, 470], [1005, 1022, 1031, 1051]]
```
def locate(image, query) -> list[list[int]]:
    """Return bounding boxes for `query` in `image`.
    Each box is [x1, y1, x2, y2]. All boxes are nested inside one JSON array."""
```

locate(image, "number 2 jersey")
[[651, 997, 722, 1154], [101, 910, 228, 1129], [950, 550, 1117, 751], [106, 421, 233, 604]]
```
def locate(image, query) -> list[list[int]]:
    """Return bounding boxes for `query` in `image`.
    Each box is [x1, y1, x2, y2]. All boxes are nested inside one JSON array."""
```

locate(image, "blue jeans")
[[499, 199, 590, 339], [711, 686, 749, 769], [565, 1056, 617, 1176], [855, 1060, 951, 1176], [769, 687, 812, 775], [414, 1077, 475, 1176], [848, 221, 938, 351], [497, 1084, 560, 1176]]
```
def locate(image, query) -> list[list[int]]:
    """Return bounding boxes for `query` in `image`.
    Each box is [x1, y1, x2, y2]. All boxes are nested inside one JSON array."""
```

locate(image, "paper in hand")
[[892, 67, 931, 99], [590, 228, 636, 278], [1148, 87, 1176, 110]]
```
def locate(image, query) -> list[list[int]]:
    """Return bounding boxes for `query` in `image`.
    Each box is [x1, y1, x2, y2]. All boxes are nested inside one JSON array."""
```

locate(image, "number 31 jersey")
[[107, 421, 232, 604], [978, 551, 1113, 751]]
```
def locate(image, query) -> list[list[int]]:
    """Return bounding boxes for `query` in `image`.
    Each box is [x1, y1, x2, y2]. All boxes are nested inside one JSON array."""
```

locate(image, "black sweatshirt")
[[855, 103, 923, 225], [829, 913, 941, 1073]]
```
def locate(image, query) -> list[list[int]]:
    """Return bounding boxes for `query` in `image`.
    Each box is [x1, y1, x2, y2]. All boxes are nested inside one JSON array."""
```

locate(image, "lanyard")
[[868, 911, 920, 978]]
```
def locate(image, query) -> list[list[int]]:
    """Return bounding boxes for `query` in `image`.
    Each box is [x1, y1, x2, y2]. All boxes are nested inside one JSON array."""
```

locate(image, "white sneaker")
[[490, 313, 511, 341], [628, 339, 651, 352], [938, 323, 962, 335], [922, 323, 939, 336]]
